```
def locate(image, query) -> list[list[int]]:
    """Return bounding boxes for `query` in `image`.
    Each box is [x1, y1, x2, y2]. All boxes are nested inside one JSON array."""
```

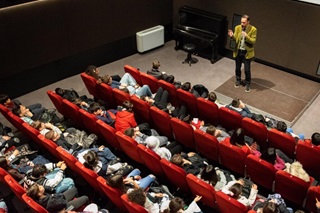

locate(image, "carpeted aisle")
[[215, 62, 320, 124]]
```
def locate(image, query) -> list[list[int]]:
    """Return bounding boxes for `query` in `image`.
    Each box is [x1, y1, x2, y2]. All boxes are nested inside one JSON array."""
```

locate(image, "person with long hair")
[[162, 196, 203, 213]]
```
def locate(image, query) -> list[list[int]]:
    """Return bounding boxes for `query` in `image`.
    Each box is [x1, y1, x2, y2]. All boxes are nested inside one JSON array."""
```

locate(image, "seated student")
[[31, 120, 62, 135], [27, 184, 89, 213], [170, 105, 188, 120], [162, 196, 203, 213], [226, 98, 254, 118], [141, 87, 173, 112], [85, 65, 121, 84], [107, 169, 155, 193], [181, 82, 209, 98], [115, 101, 138, 133], [124, 127, 168, 147], [206, 125, 230, 142], [145, 136, 182, 161], [0, 155, 25, 181], [253, 195, 292, 213], [127, 188, 170, 213], [276, 121, 305, 141], [260, 147, 293, 171], [24, 162, 75, 193], [0, 94, 45, 116], [90, 105, 116, 126], [104, 73, 153, 97], [147, 60, 167, 80], [222, 179, 258, 208], [170, 153, 208, 175], [284, 161, 310, 182], [207, 91, 225, 107], [229, 128, 261, 157], [45, 130, 82, 154], [305, 132, 320, 146], [197, 164, 236, 191], [76, 145, 125, 178], [182, 115, 207, 132]]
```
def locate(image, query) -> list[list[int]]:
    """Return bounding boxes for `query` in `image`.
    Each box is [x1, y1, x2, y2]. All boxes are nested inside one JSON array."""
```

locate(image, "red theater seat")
[[170, 117, 195, 149], [80, 72, 98, 97], [176, 88, 198, 117], [140, 72, 159, 93], [96, 83, 116, 109], [215, 191, 248, 213], [115, 131, 143, 164], [47, 90, 66, 116], [130, 95, 150, 124], [124, 65, 142, 85], [149, 106, 173, 139], [296, 141, 320, 180], [22, 193, 49, 213], [242, 117, 268, 149], [121, 194, 148, 213], [218, 107, 242, 131], [137, 144, 163, 177], [96, 120, 121, 151], [197, 97, 219, 126], [194, 129, 220, 162], [158, 80, 178, 106], [268, 128, 296, 159], [112, 88, 131, 107]]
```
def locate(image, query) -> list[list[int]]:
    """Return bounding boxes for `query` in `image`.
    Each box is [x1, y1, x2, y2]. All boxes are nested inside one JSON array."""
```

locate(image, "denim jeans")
[[120, 73, 137, 86], [127, 169, 155, 189]]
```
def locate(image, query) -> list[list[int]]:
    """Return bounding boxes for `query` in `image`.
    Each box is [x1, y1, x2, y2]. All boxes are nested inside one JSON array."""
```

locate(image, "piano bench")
[[182, 43, 198, 66]]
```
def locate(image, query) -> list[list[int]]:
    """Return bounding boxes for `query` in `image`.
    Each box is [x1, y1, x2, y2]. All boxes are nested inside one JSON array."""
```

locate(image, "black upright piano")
[[173, 6, 227, 64]]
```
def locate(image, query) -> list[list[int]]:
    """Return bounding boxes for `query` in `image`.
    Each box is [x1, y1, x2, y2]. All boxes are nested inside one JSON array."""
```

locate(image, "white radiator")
[[136, 25, 164, 53]]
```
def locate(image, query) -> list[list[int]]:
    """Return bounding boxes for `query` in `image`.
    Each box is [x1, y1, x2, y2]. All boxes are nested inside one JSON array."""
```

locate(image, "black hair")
[[230, 128, 245, 146], [311, 132, 320, 146], [181, 82, 191, 91], [261, 147, 277, 165], [0, 94, 10, 105], [276, 121, 287, 133]]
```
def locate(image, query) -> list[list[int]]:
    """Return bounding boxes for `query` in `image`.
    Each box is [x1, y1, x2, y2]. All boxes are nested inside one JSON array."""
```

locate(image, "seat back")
[[96, 120, 121, 151], [112, 88, 131, 107], [268, 128, 296, 159], [4, 174, 26, 200], [121, 193, 148, 213], [130, 95, 150, 124], [305, 186, 320, 213], [296, 141, 320, 180], [22, 122, 41, 145], [242, 117, 268, 149], [274, 170, 313, 206], [160, 159, 189, 192], [37, 134, 60, 160], [158, 80, 178, 106], [96, 83, 116, 109], [62, 99, 83, 128], [0, 167, 9, 183], [22, 193, 49, 213], [80, 72, 98, 97], [218, 138, 246, 176], [124, 65, 142, 85], [115, 131, 143, 164], [215, 191, 248, 213], [186, 174, 216, 208], [0, 104, 11, 121], [78, 109, 101, 137], [6, 111, 25, 133], [149, 106, 173, 139], [197, 97, 219, 126], [75, 161, 100, 192], [245, 154, 276, 191], [56, 146, 79, 174], [176, 88, 198, 117], [46, 90, 66, 116], [140, 72, 159, 93], [170, 117, 195, 149], [97, 176, 127, 211], [218, 107, 242, 131], [194, 129, 220, 162], [137, 144, 163, 177]]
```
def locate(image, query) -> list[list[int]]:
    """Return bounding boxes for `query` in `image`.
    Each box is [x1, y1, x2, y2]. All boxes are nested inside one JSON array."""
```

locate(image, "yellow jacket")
[[232, 24, 257, 59]]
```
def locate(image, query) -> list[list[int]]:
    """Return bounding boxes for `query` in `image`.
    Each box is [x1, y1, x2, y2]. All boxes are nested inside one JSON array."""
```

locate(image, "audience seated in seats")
[[260, 147, 293, 171], [141, 87, 174, 112], [147, 60, 168, 80], [222, 179, 258, 208], [170, 152, 208, 175], [0, 147, 51, 179], [145, 136, 182, 161], [181, 82, 209, 98], [170, 105, 188, 120], [284, 161, 310, 182], [127, 188, 171, 213], [45, 130, 81, 154], [226, 98, 254, 118], [124, 127, 169, 147], [107, 169, 155, 193], [229, 128, 261, 156], [206, 125, 230, 142], [27, 184, 89, 213], [276, 121, 305, 141], [0, 94, 45, 116], [0, 122, 20, 154], [253, 194, 292, 213], [89, 105, 116, 126], [162, 196, 203, 213], [31, 120, 62, 135], [85, 65, 121, 84], [305, 132, 320, 146], [76, 145, 127, 179], [115, 101, 138, 133], [24, 162, 75, 193], [104, 72, 153, 97], [182, 114, 207, 132], [207, 91, 224, 107], [197, 164, 236, 191]]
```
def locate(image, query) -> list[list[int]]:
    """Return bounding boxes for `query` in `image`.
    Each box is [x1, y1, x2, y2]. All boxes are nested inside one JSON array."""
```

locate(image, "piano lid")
[[178, 6, 227, 35]]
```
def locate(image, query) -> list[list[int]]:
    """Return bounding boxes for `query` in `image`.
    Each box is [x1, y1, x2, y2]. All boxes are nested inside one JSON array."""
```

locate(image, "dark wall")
[[0, 0, 172, 97], [173, 0, 320, 81]]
